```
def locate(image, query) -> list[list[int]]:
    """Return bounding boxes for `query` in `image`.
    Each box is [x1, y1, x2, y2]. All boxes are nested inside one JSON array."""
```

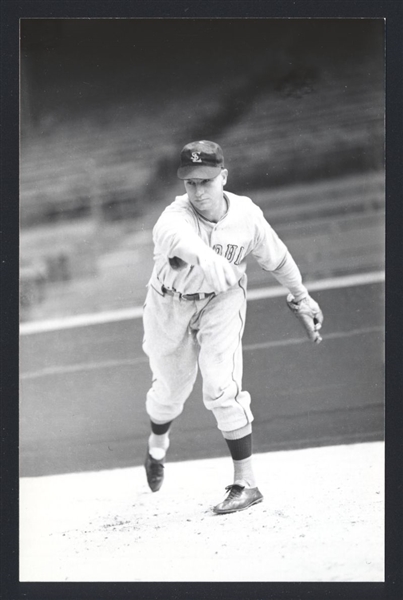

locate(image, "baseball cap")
[[177, 140, 224, 179]]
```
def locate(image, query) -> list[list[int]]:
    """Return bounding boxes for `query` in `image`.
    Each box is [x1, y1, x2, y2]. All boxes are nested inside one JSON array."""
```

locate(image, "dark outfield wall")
[[21, 19, 384, 127], [19, 19, 384, 224]]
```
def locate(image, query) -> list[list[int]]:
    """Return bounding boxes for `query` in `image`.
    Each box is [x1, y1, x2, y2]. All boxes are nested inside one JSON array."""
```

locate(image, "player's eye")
[[185, 179, 210, 186]]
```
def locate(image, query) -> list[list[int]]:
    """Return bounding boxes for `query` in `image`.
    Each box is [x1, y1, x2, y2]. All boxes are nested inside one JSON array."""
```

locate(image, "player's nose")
[[195, 184, 204, 197]]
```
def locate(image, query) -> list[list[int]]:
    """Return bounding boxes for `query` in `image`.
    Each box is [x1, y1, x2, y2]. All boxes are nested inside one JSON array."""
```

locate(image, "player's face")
[[184, 170, 228, 221]]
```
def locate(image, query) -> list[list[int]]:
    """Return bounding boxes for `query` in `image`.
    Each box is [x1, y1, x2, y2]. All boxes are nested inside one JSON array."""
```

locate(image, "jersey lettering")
[[234, 246, 245, 266], [225, 244, 238, 262], [212, 243, 245, 265]]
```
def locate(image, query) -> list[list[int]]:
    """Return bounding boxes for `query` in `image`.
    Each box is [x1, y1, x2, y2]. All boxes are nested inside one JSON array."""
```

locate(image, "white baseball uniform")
[[142, 190, 308, 433]]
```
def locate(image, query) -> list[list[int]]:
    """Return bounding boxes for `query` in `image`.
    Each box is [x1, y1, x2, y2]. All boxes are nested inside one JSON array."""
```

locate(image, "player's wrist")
[[288, 287, 308, 303], [197, 245, 219, 265]]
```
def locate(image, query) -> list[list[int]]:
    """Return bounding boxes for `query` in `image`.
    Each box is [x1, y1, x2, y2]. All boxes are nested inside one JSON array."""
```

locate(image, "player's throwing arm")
[[198, 249, 238, 293]]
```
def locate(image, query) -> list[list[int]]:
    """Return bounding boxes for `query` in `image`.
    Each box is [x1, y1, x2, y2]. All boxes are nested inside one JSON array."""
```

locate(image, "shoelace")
[[224, 484, 245, 499], [149, 457, 164, 478]]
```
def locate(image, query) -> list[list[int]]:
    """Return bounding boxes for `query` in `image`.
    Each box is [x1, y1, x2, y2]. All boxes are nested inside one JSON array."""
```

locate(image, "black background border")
[[1, 2, 402, 599]]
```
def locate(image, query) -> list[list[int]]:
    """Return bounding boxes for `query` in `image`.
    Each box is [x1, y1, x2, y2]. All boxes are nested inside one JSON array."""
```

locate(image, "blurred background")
[[19, 18, 385, 322], [19, 19, 386, 477]]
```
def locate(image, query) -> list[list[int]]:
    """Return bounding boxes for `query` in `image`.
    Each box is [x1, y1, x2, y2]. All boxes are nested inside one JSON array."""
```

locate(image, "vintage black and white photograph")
[[19, 17, 385, 582]]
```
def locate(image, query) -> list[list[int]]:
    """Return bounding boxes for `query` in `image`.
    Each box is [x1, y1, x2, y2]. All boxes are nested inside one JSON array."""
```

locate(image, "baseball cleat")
[[213, 484, 263, 514], [145, 452, 165, 492]]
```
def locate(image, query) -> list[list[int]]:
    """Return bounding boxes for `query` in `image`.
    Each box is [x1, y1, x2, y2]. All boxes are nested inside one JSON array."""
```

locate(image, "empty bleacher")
[[221, 63, 383, 190], [20, 46, 385, 321]]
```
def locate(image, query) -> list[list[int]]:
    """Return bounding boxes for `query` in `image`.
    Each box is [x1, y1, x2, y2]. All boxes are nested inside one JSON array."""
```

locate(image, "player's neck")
[[195, 194, 228, 223]]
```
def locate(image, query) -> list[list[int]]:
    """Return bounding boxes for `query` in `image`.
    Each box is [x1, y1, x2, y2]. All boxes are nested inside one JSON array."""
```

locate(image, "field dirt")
[[20, 442, 384, 582]]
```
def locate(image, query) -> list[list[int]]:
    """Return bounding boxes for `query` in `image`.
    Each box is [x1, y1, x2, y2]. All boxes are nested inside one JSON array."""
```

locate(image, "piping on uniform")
[[231, 278, 250, 425]]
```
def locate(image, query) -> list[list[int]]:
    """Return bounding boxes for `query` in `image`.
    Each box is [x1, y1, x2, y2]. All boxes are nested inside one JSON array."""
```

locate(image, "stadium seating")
[[20, 54, 384, 320]]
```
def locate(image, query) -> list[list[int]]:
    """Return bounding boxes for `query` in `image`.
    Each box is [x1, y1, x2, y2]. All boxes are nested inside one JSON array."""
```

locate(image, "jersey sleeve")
[[153, 200, 216, 266], [270, 251, 308, 301], [250, 204, 288, 270], [251, 203, 308, 300]]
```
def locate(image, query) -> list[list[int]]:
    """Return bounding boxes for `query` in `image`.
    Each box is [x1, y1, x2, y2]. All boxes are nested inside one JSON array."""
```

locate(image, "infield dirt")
[[20, 441, 384, 582]]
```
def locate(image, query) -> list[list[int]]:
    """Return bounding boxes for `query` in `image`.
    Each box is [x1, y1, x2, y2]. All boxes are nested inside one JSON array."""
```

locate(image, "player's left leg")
[[196, 277, 263, 513], [223, 423, 256, 487], [213, 423, 263, 514], [197, 280, 253, 432]]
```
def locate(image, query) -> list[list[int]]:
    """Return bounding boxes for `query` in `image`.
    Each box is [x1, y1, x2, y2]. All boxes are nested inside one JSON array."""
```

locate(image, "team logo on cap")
[[191, 152, 202, 163]]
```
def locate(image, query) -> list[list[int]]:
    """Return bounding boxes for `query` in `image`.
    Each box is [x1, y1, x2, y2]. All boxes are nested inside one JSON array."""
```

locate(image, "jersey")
[[144, 188, 308, 431], [149, 190, 308, 300]]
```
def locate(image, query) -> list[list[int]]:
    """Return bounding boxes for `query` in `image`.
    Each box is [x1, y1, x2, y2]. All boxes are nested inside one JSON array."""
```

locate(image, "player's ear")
[[221, 169, 228, 186]]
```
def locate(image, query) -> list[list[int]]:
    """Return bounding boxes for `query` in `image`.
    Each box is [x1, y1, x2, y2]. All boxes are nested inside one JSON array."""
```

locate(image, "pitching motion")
[[142, 140, 324, 514]]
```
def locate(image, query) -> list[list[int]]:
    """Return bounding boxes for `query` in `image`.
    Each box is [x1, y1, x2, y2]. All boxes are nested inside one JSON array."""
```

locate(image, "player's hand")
[[199, 251, 238, 293], [286, 293, 324, 343]]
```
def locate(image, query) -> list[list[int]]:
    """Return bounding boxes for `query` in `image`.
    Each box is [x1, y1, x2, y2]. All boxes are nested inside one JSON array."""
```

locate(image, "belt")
[[161, 285, 215, 301]]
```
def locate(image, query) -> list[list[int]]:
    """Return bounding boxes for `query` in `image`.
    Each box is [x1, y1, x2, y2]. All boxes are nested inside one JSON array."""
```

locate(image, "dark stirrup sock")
[[150, 420, 172, 435], [224, 434, 257, 488], [224, 433, 252, 461]]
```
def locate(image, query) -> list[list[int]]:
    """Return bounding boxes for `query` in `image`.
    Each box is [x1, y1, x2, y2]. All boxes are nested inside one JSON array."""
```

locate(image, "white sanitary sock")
[[148, 433, 170, 460], [233, 456, 257, 488]]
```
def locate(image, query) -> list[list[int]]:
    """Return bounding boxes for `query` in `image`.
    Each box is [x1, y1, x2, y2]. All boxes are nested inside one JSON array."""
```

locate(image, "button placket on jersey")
[[210, 222, 222, 252], [211, 205, 229, 250]]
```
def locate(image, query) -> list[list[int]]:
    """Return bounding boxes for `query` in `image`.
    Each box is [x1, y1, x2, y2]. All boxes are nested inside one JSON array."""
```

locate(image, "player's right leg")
[[142, 285, 199, 491], [144, 419, 172, 492], [143, 285, 199, 422]]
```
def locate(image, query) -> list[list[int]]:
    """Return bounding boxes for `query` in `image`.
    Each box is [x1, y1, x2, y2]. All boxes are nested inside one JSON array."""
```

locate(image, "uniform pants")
[[142, 276, 253, 433]]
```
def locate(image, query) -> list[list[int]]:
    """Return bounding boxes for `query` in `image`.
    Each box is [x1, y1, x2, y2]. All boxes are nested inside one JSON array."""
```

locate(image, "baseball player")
[[143, 140, 323, 514]]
